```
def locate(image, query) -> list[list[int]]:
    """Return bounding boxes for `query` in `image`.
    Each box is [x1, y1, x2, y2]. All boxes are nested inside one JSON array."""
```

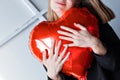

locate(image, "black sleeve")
[[47, 23, 120, 79], [93, 23, 120, 71]]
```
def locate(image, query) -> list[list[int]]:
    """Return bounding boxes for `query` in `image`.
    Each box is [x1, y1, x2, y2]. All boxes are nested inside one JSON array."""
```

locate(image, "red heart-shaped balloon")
[[29, 8, 99, 79]]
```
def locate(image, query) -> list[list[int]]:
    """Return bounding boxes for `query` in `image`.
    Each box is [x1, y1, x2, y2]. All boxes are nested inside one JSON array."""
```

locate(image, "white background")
[[0, 0, 119, 80]]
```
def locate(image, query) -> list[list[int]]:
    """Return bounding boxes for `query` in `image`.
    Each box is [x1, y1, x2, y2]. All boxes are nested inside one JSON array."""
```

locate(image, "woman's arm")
[[47, 72, 77, 80], [93, 23, 120, 71], [42, 40, 70, 80], [58, 23, 120, 72], [53, 23, 120, 80]]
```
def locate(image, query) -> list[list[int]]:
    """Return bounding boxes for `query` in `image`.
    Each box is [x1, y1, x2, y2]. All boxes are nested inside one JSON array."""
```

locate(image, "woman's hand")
[[58, 23, 95, 48], [42, 39, 70, 80], [57, 23, 107, 55]]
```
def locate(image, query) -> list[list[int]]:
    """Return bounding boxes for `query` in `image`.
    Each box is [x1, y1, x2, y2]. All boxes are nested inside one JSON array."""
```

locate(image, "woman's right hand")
[[42, 39, 70, 80]]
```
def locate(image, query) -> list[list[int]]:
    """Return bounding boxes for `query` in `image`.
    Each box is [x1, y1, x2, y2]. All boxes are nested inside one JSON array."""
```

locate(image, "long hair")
[[47, 0, 115, 23], [84, 0, 115, 23], [47, 0, 58, 21]]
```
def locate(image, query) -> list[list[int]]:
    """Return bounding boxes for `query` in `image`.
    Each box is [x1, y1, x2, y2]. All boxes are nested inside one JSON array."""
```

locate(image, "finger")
[[42, 49, 47, 61], [56, 52, 70, 73], [57, 30, 74, 37], [59, 36, 74, 42], [49, 39, 55, 58], [66, 43, 75, 47], [58, 45, 68, 62], [54, 40, 62, 59], [60, 52, 70, 65], [60, 26, 78, 35], [74, 23, 87, 31]]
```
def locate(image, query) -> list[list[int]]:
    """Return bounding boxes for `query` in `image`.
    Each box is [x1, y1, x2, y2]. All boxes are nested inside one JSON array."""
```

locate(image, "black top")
[[47, 23, 120, 80], [87, 23, 120, 80], [45, 5, 120, 79]]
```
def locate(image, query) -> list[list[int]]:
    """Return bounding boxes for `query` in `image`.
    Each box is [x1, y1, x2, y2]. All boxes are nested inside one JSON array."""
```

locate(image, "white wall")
[[0, 0, 47, 80], [0, 0, 119, 80], [0, 0, 34, 43]]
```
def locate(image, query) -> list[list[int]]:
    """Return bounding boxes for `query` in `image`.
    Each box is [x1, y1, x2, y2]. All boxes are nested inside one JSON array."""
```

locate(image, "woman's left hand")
[[57, 23, 95, 48]]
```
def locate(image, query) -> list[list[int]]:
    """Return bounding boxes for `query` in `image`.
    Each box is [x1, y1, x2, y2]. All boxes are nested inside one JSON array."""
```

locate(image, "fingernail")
[[57, 30, 60, 33], [74, 23, 77, 24], [67, 52, 71, 57], [74, 23, 79, 25], [60, 26, 65, 28], [68, 52, 71, 55]]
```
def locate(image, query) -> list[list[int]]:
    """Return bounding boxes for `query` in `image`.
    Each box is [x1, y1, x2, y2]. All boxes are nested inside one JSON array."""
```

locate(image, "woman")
[[40, 0, 120, 80]]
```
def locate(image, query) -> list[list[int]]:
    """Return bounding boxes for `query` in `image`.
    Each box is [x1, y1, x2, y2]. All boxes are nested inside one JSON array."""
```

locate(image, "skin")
[[50, 0, 75, 17], [58, 23, 107, 55], [42, 40, 70, 80], [42, 0, 107, 80]]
